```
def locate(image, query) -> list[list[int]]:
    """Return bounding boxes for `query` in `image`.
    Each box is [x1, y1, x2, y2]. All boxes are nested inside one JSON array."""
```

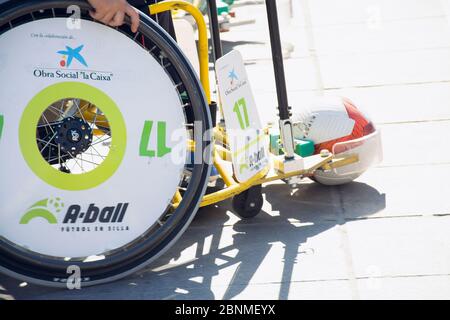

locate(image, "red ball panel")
[[314, 98, 374, 154]]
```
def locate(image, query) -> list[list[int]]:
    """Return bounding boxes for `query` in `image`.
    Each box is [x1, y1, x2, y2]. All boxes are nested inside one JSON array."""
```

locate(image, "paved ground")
[[2, 0, 450, 300]]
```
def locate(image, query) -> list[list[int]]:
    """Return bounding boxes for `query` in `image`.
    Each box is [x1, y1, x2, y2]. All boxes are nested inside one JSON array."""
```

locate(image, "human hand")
[[87, 0, 140, 33]]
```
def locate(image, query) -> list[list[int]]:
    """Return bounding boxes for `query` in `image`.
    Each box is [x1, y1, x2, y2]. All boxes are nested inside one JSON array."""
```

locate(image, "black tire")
[[0, 0, 212, 287], [232, 185, 263, 219]]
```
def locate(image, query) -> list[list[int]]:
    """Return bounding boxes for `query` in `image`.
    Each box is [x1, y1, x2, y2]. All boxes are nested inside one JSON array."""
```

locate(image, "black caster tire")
[[232, 185, 263, 219]]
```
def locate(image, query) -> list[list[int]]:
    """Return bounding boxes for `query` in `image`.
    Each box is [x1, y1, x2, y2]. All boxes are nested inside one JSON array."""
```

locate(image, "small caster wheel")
[[232, 185, 263, 219]]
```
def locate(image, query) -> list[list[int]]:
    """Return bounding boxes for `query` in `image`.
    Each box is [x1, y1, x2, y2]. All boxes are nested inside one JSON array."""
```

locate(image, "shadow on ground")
[[0, 181, 385, 300]]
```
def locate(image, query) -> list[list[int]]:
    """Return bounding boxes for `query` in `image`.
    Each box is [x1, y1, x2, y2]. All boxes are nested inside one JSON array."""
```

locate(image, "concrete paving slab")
[[319, 49, 450, 88], [7, 270, 450, 300], [326, 82, 450, 124], [311, 17, 450, 55], [246, 58, 319, 92], [220, 28, 310, 61], [304, 0, 446, 26], [342, 165, 450, 219], [227, 0, 293, 32], [0, 220, 350, 300], [8, 278, 356, 300], [357, 275, 450, 300], [229, 3, 450, 70], [221, 279, 354, 300], [147, 221, 350, 287], [345, 216, 450, 278], [192, 181, 341, 228], [379, 120, 450, 166], [254, 82, 450, 125]]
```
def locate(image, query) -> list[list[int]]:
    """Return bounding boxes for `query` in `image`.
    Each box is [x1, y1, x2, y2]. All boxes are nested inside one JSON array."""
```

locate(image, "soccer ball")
[[292, 96, 377, 186], [47, 197, 65, 214]]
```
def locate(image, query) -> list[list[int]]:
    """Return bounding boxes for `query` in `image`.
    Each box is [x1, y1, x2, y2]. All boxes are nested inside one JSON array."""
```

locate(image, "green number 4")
[[233, 98, 250, 130], [139, 120, 172, 158], [0, 115, 4, 140]]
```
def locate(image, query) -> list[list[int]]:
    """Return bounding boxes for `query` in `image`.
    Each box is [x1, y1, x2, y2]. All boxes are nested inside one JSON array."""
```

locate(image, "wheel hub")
[[55, 117, 93, 157]]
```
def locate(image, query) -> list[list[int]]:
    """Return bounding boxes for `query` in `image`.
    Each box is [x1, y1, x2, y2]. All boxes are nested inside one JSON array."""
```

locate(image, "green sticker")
[[19, 82, 127, 191], [139, 121, 156, 158], [233, 98, 250, 130], [139, 121, 172, 158], [157, 121, 172, 158], [0, 115, 4, 140]]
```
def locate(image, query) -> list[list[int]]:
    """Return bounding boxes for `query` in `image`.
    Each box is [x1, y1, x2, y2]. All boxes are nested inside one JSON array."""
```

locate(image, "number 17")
[[233, 98, 250, 130]]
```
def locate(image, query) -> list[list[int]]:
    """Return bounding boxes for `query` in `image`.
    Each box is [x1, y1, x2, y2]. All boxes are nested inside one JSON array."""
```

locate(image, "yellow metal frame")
[[150, 1, 211, 104], [149, 1, 358, 209]]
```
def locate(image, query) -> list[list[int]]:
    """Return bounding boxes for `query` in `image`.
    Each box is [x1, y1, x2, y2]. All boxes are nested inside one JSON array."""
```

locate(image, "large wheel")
[[0, 0, 212, 287]]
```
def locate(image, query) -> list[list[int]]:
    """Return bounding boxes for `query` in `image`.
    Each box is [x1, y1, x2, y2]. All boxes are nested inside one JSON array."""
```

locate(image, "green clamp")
[[294, 139, 315, 157]]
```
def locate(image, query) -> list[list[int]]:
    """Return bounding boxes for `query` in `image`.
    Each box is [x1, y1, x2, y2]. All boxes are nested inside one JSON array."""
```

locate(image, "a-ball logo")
[[63, 203, 128, 224], [20, 198, 129, 225]]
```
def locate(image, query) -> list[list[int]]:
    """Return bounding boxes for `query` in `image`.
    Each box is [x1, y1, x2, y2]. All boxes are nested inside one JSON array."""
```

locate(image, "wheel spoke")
[[41, 114, 56, 135], [47, 104, 66, 118], [91, 136, 112, 147], [91, 108, 99, 129], [89, 145, 107, 160], [74, 99, 88, 123], [37, 133, 57, 152], [82, 150, 105, 159], [75, 157, 102, 167], [67, 152, 85, 173], [37, 121, 63, 129], [58, 144, 61, 169]]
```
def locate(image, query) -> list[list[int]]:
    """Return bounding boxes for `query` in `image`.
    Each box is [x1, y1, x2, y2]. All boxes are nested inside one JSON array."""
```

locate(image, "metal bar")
[[213, 127, 229, 146], [265, 0, 290, 120], [207, 0, 223, 61], [215, 144, 232, 162], [172, 151, 356, 208], [173, 190, 183, 203], [150, 1, 211, 104], [199, 166, 270, 207], [213, 150, 236, 187]]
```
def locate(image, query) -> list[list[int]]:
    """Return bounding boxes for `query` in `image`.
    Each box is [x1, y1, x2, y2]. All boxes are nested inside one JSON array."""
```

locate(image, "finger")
[[110, 11, 125, 27], [90, 9, 107, 22], [126, 6, 140, 33], [100, 10, 116, 25]]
